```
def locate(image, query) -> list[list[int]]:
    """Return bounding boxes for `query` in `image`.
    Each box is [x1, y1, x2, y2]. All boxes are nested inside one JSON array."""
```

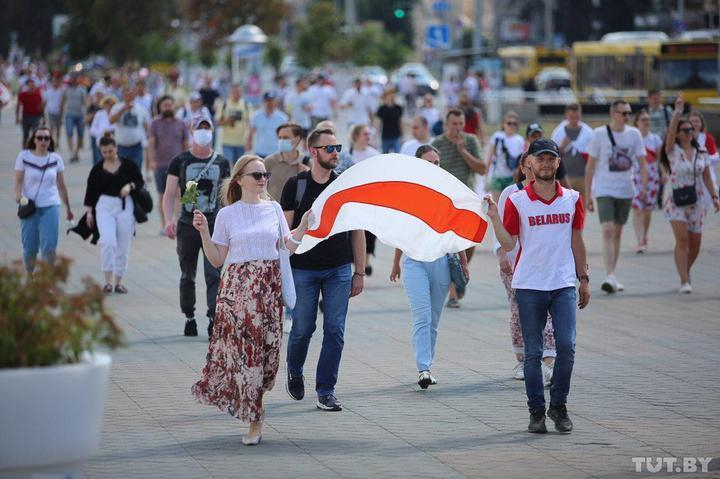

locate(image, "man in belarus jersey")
[[485, 138, 590, 435]]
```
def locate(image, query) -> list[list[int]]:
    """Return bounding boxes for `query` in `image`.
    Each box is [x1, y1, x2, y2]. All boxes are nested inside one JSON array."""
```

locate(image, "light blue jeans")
[[20, 204, 60, 272], [402, 255, 451, 372]]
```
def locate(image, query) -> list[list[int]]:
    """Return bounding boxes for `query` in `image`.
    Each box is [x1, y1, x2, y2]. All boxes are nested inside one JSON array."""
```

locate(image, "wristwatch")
[[578, 274, 590, 283]]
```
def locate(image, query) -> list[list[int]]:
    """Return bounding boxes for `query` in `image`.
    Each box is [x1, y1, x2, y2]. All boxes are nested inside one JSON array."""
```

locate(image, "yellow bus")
[[572, 39, 661, 101], [498, 46, 569, 87], [657, 41, 718, 104]]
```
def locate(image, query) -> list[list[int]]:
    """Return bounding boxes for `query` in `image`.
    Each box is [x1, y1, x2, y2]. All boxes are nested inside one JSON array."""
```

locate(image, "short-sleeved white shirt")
[[587, 125, 646, 198], [309, 84, 337, 118], [110, 103, 150, 146], [503, 181, 585, 291], [340, 88, 372, 125], [211, 200, 291, 265], [14, 151, 65, 207], [489, 131, 525, 178]]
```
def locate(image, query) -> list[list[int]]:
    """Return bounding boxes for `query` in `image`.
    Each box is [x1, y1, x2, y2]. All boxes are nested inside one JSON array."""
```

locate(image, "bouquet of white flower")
[[181, 180, 199, 208]]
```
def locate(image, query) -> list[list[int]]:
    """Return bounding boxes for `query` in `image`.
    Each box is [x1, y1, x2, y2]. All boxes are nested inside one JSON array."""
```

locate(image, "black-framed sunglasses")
[[679, 127, 694, 134], [313, 144, 342, 154], [243, 172, 271, 181], [34, 135, 51, 141]]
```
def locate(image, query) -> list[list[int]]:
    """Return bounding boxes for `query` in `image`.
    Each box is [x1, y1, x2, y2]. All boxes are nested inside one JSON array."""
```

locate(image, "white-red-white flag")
[[296, 154, 489, 261]]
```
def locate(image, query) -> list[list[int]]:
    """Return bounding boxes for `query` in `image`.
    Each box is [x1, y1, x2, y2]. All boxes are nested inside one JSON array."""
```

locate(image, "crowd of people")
[[7, 61, 719, 444]]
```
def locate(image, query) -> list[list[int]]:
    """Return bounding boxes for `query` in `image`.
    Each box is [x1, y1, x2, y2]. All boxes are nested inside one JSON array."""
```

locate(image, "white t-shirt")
[[419, 106, 441, 129], [286, 90, 312, 129], [110, 103, 150, 146], [503, 182, 585, 291], [587, 125, 646, 199], [211, 200, 291, 265], [489, 131, 525, 179], [14, 151, 65, 208], [309, 84, 337, 118], [350, 146, 380, 164], [44, 86, 64, 115], [400, 138, 430, 157], [340, 88, 372, 126]]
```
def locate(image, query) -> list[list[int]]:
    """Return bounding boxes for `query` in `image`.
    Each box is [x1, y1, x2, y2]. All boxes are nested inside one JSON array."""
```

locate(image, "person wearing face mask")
[[149, 95, 189, 232], [163, 115, 232, 338], [264, 123, 309, 201]]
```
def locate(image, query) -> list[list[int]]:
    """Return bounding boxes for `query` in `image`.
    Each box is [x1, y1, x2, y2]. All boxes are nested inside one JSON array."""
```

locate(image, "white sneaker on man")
[[512, 361, 524, 380], [542, 362, 554, 387], [679, 283, 692, 294]]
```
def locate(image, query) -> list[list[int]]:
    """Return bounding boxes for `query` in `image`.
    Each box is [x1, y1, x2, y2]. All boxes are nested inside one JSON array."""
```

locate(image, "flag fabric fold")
[[295, 154, 489, 261]]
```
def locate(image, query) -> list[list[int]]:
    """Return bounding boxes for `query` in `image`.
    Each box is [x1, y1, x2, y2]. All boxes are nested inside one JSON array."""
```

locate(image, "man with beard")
[[485, 138, 590, 434], [149, 95, 189, 232], [280, 128, 366, 412]]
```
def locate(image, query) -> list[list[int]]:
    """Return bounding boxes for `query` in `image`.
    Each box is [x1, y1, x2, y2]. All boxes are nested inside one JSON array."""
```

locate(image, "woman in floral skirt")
[[191, 154, 312, 445]]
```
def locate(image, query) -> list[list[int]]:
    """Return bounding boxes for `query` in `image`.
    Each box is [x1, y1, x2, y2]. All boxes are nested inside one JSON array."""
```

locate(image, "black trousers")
[[176, 221, 220, 320], [22, 115, 42, 146]]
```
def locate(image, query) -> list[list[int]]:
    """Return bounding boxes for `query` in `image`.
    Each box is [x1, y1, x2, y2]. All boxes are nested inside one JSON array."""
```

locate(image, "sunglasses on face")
[[506, 122, 518, 126], [35, 136, 51, 141], [313, 144, 342, 154], [616, 111, 632, 116], [243, 172, 271, 181], [679, 127, 694, 134]]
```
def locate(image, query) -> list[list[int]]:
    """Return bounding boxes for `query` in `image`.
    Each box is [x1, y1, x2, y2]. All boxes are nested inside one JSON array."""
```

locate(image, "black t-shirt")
[[167, 151, 231, 224], [199, 87, 220, 116], [83, 158, 144, 207], [280, 171, 354, 270], [376, 104, 403, 139]]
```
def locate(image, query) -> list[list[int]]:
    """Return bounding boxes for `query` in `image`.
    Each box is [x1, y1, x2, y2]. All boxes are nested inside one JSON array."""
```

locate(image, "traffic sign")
[[426, 24, 450, 49], [432, 0, 450, 12]]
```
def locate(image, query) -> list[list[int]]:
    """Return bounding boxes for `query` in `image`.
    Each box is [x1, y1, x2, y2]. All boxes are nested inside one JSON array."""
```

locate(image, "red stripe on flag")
[[306, 181, 488, 243]]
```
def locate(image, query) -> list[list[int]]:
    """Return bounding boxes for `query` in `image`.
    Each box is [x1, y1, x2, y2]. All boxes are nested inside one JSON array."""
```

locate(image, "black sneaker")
[[316, 394, 342, 411], [365, 265, 373, 276], [184, 318, 198, 337], [207, 319, 214, 341], [418, 371, 432, 389], [528, 408, 548, 434], [547, 404, 573, 433], [286, 372, 304, 400]]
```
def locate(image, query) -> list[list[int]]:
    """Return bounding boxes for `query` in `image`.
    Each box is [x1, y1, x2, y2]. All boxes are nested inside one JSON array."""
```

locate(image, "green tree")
[[295, 1, 345, 68], [263, 36, 285, 75], [355, 0, 418, 47], [347, 22, 409, 70]]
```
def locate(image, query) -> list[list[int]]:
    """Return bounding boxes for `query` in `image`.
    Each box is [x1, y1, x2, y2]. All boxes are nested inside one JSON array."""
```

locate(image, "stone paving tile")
[[1, 116, 719, 479]]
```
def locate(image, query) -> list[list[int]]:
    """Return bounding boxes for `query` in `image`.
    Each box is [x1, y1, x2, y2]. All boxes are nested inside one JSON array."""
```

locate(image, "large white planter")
[[0, 353, 112, 479]]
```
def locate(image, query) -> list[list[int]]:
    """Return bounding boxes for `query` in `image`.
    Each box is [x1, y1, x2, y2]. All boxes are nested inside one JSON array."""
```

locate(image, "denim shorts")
[[65, 114, 85, 138]]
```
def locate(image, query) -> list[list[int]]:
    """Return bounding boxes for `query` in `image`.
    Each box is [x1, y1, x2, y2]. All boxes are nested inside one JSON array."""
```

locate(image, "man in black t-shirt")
[[163, 115, 231, 338], [280, 128, 366, 412]]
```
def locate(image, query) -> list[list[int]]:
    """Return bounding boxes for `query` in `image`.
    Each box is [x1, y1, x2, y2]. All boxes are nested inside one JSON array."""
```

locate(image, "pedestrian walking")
[[285, 78, 313, 141], [340, 78, 373, 129], [459, 92, 485, 145], [61, 74, 87, 162], [376, 88, 404, 154], [44, 73, 64, 147], [550, 104, 593, 198], [585, 100, 648, 294], [216, 83, 251, 164], [495, 152, 556, 384], [109, 85, 151, 170], [82, 133, 144, 294], [486, 138, 590, 434], [390, 144, 469, 389], [631, 110, 663, 253], [400, 116, 432, 157], [661, 97, 720, 294], [308, 74, 337, 127], [264, 122, 309, 201], [486, 111, 525, 201], [149, 95, 188, 232], [247, 92, 289, 158], [191, 154, 313, 445], [688, 110, 719, 212], [646, 89, 673, 139], [14, 126, 73, 272], [162, 115, 231, 337], [16, 78, 44, 147], [89, 96, 117, 165], [281, 128, 366, 412]]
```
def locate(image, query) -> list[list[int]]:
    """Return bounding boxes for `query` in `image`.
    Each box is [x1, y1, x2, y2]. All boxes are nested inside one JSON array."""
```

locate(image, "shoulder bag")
[[672, 149, 698, 207], [273, 203, 297, 309], [17, 154, 51, 219]]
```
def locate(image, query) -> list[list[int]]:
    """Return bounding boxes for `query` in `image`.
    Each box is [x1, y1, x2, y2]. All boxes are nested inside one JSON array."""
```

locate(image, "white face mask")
[[193, 129, 213, 147]]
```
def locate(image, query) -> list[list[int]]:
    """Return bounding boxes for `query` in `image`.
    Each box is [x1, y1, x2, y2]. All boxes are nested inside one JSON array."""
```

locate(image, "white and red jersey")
[[503, 181, 584, 291]]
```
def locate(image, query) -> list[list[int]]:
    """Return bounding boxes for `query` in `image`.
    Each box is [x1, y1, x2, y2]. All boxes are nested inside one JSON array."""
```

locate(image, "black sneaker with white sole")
[[286, 372, 304, 400], [418, 371, 432, 389], [316, 394, 342, 411], [547, 404, 573, 433], [184, 318, 198, 337]]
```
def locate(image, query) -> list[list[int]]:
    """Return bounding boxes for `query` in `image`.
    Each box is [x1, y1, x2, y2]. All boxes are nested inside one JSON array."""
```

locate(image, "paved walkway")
[[1, 114, 719, 479]]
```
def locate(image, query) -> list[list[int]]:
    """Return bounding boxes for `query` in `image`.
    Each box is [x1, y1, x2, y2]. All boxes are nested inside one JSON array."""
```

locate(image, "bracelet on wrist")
[[353, 271, 365, 277], [288, 235, 302, 245]]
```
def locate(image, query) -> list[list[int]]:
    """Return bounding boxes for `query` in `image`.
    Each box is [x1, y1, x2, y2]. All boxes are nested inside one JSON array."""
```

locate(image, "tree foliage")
[[264, 36, 285, 74], [347, 22, 409, 71]]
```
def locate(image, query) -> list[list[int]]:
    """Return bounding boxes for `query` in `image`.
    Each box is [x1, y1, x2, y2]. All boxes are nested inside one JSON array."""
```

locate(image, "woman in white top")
[[89, 96, 117, 165], [661, 97, 720, 293], [14, 127, 74, 272], [191, 155, 312, 445], [495, 152, 556, 384], [486, 111, 525, 200], [631, 110, 664, 253]]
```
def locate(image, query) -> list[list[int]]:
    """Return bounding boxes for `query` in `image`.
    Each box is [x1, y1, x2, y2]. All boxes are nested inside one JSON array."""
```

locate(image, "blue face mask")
[[278, 138, 294, 153]]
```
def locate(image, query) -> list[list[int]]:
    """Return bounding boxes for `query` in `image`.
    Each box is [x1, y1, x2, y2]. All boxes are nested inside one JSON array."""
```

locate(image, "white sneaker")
[[679, 283, 692, 294], [429, 373, 437, 385], [512, 361, 524, 380], [283, 318, 292, 335], [615, 277, 625, 292], [601, 275, 617, 293], [542, 362, 554, 387]]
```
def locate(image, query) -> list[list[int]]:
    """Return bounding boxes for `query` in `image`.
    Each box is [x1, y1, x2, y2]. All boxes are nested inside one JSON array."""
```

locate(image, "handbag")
[[17, 154, 51, 219], [672, 149, 698, 207], [606, 125, 633, 172], [274, 204, 297, 310], [447, 253, 468, 297]]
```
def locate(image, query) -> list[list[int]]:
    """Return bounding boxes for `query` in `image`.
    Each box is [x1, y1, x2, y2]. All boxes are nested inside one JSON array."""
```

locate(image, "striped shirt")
[[431, 133, 482, 186]]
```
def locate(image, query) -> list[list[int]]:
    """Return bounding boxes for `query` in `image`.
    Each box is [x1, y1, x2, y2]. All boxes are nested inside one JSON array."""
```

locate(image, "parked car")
[[391, 63, 440, 96], [361, 65, 388, 86]]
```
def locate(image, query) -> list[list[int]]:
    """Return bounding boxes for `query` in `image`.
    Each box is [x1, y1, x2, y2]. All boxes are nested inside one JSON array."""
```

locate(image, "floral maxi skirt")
[[192, 260, 283, 422]]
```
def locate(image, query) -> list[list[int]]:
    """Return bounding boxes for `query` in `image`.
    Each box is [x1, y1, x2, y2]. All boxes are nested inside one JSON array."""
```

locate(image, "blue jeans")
[[515, 287, 577, 412], [118, 143, 144, 169], [20, 204, 60, 272], [222, 145, 245, 165], [381, 137, 402, 154], [286, 263, 352, 396], [65, 114, 84, 138], [91, 136, 102, 164], [402, 256, 450, 372]]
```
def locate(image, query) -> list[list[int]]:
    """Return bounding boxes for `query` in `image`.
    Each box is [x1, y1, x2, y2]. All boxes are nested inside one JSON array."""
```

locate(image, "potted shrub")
[[0, 257, 124, 478]]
